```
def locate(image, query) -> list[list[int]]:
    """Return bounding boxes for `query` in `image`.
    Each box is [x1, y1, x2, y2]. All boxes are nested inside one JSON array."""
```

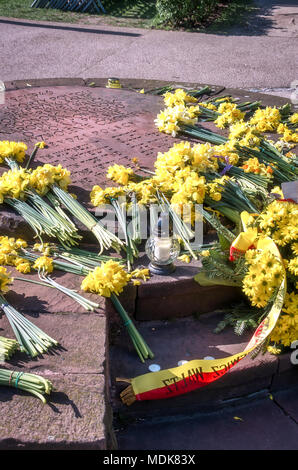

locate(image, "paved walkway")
[[0, 0, 297, 89]]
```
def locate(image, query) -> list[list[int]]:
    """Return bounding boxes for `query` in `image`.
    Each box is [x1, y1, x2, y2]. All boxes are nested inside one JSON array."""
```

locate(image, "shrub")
[[155, 0, 219, 27]]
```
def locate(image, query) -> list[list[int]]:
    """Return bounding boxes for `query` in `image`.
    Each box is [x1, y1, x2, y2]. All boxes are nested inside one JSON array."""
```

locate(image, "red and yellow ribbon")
[[119, 215, 286, 405]]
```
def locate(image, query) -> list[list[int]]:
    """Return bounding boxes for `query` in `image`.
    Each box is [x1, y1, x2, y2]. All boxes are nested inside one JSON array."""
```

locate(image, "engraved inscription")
[[0, 86, 176, 198]]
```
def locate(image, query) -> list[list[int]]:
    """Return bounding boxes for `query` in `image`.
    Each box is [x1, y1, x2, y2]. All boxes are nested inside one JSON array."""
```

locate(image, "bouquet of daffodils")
[[0, 166, 81, 248], [81, 260, 154, 362]]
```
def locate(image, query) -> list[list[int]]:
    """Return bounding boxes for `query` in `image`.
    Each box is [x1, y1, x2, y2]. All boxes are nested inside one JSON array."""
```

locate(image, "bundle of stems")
[[109, 197, 138, 272], [50, 185, 123, 254], [236, 101, 261, 113], [236, 143, 298, 183], [4, 145, 38, 172], [0, 294, 58, 357], [146, 84, 211, 97], [46, 191, 81, 228], [157, 192, 199, 258], [205, 173, 259, 214], [4, 197, 63, 244], [187, 85, 211, 98], [0, 368, 52, 403], [15, 271, 100, 312], [110, 293, 154, 363], [56, 247, 124, 270], [0, 336, 18, 360], [203, 170, 261, 225], [22, 247, 123, 277], [196, 105, 220, 121], [130, 192, 142, 246], [2, 159, 81, 247], [26, 190, 82, 248], [203, 197, 242, 225], [180, 123, 227, 145], [278, 103, 293, 123], [206, 94, 232, 103], [282, 117, 298, 131], [145, 85, 173, 95], [14, 245, 99, 311], [259, 140, 298, 179]]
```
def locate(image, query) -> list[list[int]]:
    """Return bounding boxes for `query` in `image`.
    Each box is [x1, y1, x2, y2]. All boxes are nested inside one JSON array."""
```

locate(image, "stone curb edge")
[[3, 77, 226, 94]]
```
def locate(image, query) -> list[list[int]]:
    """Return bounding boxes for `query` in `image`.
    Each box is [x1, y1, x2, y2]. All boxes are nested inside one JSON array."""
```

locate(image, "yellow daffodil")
[[249, 107, 281, 132], [107, 164, 134, 186], [33, 256, 54, 273], [0, 266, 12, 293], [35, 141, 47, 149], [0, 140, 27, 164], [81, 260, 130, 298]]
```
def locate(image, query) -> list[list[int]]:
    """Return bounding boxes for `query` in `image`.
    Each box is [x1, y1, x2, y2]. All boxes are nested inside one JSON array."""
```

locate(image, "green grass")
[[0, 0, 157, 27], [104, 0, 156, 19], [0, 0, 257, 31]]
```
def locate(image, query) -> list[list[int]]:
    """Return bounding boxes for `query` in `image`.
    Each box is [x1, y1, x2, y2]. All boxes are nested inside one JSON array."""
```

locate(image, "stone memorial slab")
[[1, 82, 296, 450], [0, 86, 178, 204], [0, 83, 294, 237]]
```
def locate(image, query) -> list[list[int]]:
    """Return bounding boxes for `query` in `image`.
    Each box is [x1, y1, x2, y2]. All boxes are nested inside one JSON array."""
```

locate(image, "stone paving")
[[0, 80, 297, 450], [116, 385, 298, 450]]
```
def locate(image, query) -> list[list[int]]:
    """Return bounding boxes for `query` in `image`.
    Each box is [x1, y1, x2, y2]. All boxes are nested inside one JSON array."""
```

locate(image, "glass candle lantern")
[[145, 213, 180, 275]]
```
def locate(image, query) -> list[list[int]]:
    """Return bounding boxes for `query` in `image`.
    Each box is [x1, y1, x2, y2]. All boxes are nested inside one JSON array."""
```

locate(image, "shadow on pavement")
[[200, 0, 297, 37], [0, 18, 142, 37]]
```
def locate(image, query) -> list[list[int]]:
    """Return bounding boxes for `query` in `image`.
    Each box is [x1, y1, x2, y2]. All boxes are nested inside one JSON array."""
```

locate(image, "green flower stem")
[[38, 271, 100, 311], [157, 192, 198, 259], [196, 205, 235, 244], [177, 123, 298, 184], [188, 85, 211, 97], [110, 198, 138, 272], [4, 158, 19, 170], [21, 249, 90, 276], [110, 293, 154, 362], [57, 251, 124, 268], [26, 190, 82, 248], [46, 191, 78, 227], [25, 146, 39, 170], [51, 185, 123, 254], [180, 124, 227, 145], [130, 193, 142, 246]]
